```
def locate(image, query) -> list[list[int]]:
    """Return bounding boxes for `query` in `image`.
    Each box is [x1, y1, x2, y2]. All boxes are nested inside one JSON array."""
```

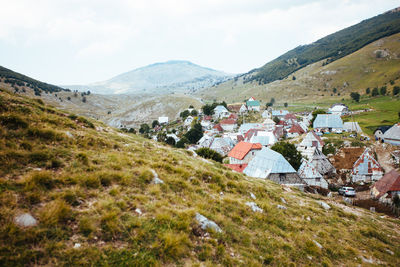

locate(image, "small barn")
[[382, 123, 400, 146], [310, 147, 336, 177], [298, 159, 328, 189], [374, 126, 391, 141], [243, 147, 305, 185], [246, 100, 261, 112], [371, 169, 400, 204], [343, 122, 362, 133], [213, 105, 230, 119], [313, 114, 343, 132], [351, 148, 383, 183]]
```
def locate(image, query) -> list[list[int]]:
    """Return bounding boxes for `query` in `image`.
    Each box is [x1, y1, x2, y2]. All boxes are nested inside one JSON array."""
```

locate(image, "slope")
[[248, 7, 400, 84], [68, 60, 233, 95], [1, 89, 400, 266], [197, 32, 400, 104]]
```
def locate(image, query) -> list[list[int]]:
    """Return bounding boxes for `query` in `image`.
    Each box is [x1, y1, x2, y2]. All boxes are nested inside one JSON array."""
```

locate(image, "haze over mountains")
[[67, 60, 234, 95]]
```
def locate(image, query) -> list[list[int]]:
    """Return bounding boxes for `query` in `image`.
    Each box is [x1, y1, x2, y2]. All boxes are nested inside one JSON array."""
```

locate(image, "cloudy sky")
[[0, 0, 399, 85]]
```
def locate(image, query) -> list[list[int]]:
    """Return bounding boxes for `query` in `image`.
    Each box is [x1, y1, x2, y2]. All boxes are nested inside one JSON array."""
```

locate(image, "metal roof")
[[383, 123, 400, 141], [249, 136, 270, 146], [214, 105, 229, 113], [298, 160, 323, 179], [272, 110, 289, 116], [228, 142, 262, 160], [246, 100, 260, 107], [238, 123, 262, 134], [313, 114, 343, 129], [243, 147, 296, 178], [343, 122, 362, 132]]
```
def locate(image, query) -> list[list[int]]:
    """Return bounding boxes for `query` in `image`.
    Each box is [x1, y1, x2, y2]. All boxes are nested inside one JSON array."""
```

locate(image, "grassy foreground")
[[1, 89, 400, 266]]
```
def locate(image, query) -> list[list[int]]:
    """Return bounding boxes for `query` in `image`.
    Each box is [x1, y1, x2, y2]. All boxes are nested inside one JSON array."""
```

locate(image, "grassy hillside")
[[248, 7, 400, 84], [1, 89, 400, 266], [197, 33, 400, 106]]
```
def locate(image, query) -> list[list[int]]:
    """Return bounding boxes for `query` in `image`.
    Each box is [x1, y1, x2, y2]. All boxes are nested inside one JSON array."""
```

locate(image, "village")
[[141, 97, 400, 215]]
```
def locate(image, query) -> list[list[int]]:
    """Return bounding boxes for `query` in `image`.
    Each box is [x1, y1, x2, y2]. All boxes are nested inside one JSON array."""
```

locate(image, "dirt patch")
[[331, 147, 364, 170]]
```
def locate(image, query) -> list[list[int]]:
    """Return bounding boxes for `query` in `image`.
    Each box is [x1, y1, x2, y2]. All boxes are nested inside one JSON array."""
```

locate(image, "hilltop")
[[197, 32, 400, 104], [247, 7, 400, 85], [68, 60, 233, 95], [1, 88, 400, 266]]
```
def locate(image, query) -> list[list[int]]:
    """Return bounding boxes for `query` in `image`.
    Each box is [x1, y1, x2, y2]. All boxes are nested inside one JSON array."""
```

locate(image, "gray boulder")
[[151, 169, 164, 184], [195, 213, 222, 233], [245, 202, 263, 213], [15, 213, 37, 227], [319, 201, 331, 210]]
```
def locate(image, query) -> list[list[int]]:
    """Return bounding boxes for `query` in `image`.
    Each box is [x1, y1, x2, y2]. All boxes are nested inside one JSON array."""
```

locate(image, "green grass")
[[1, 88, 400, 266]]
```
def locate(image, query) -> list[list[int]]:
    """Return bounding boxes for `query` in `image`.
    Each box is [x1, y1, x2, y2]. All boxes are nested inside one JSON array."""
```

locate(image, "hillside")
[[197, 32, 400, 104], [68, 60, 233, 95], [248, 7, 400, 84], [1, 89, 400, 266], [0, 65, 66, 95]]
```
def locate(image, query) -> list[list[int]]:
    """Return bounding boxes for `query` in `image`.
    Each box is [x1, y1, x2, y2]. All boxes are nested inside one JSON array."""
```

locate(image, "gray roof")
[[313, 114, 343, 129], [238, 123, 262, 134], [383, 123, 400, 140], [343, 122, 362, 132], [298, 160, 323, 179], [272, 110, 289, 116], [214, 105, 229, 113], [243, 147, 296, 178], [249, 136, 270, 146]]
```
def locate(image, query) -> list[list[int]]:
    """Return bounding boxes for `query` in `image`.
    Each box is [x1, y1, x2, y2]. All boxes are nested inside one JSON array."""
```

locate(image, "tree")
[[176, 136, 189, 148], [333, 88, 337, 94], [393, 86, 400, 95], [195, 148, 223, 162], [190, 109, 198, 116], [152, 120, 159, 128], [372, 87, 379, 96], [82, 96, 87, 103], [184, 123, 203, 144], [271, 142, 302, 170], [189, 105, 194, 108], [128, 128, 136, 134], [350, 92, 360, 102], [266, 102, 273, 107], [180, 110, 190, 119], [67, 96, 71, 101], [273, 116, 280, 124], [139, 124, 150, 134], [284, 102, 288, 107], [292, 76, 296, 80], [165, 137, 176, 146], [380, 86, 387, 95], [311, 109, 326, 125], [365, 87, 370, 94], [202, 104, 214, 116], [270, 98, 275, 104]]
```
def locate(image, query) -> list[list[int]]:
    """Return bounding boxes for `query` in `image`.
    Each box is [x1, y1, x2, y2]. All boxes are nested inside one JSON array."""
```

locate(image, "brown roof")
[[284, 113, 297, 120], [213, 124, 223, 132], [373, 169, 400, 198], [288, 123, 305, 134], [228, 141, 262, 160], [220, 119, 237, 125], [228, 104, 242, 113]]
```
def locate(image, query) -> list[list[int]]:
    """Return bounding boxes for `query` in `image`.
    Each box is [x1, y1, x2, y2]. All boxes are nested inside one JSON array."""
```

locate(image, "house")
[[382, 123, 400, 146], [343, 122, 362, 133], [227, 104, 242, 113], [243, 147, 305, 185], [184, 116, 194, 126], [299, 131, 325, 149], [310, 147, 336, 176], [374, 126, 392, 141], [239, 104, 248, 114], [248, 96, 256, 101], [351, 148, 384, 183], [262, 110, 271, 119], [262, 118, 276, 130], [328, 104, 349, 116], [227, 141, 262, 164], [238, 123, 263, 135], [213, 105, 230, 119], [224, 163, 248, 173], [158, 116, 169, 124], [220, 119, 237, 132], [284, 113, 297, 121], [313, 114, 343, 132], [273, 125, 285, 140], [245, 129, 277, 146], [287, 123, 305, 138], [210, 137, 235, 156], [272, 110, 289, 119], [246, 100, 261, 112], [298, 159, 328, 189], [371, 169, 400, 204], [212, 123, 223, 133]]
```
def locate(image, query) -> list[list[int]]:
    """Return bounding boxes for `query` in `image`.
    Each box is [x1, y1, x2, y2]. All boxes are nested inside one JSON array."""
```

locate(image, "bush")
[[25, 171, 55, 191], [39, 199, 72, 226], [0, 115, 28, 130], [195, 148, 223, 163], [350, 92, 360, 102], [82, 175, 100, 188], [79, 216, 96, 236]]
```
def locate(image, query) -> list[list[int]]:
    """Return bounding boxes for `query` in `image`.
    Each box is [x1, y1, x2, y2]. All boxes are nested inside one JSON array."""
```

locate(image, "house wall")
[[248, 106, 260, 112], [229, 151, 258, 164], [352, 171, 383, 183], [268, 173, 305, 185], [302, 177, 328, 189], [221, 124, 236, 132], [383, 138, 400, 146], [374, 130, 384, 140]]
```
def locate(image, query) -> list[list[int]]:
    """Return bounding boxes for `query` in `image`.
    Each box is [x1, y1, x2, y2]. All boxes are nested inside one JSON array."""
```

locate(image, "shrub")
[[195, 148, 223, 163], [25, 171, 55, 190], [77, 116, 94, 128], [63, 189, 81, 206], [0, 115, 28, 130], [98, 172, 123, 187], [79, 216, 96, 236], [39, 199, 72, 225], [82, 175, 100, 189]]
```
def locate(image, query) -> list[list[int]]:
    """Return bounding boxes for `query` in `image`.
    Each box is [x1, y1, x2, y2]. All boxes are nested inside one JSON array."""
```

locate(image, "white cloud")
[[0, 0, 398, 84]]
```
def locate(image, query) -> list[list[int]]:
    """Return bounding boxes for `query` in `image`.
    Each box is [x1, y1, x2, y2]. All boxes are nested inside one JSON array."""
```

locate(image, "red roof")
[[277, 120, 288, 126], [213, 124, 223, 132], [284, 113, 297, 120], [220, 119, 237, 125], [373, 169, 400, 198], [227, 104, 242, 113], [224, 164, 248, 173], [203, 115, 212, 121], [311, 131, 325, 146], [228, 141, 262, 160], [237, 135, 244, 142], [289, 123, 305, 134], [228, 113, 238, 120], [244, 128, 262, 140]]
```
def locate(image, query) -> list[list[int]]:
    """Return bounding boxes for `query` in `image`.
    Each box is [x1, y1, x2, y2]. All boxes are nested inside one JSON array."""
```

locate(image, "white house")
[[313, 114, 343, 133], [328, 104, 349, 116], [382, 123, 400, 146], [351, 148, 384, 183], [228, 141, 262, 164], [246, 99, 261, 112], [158, 116, 169, 124], [262, 110, 272, 119], [220, 119, 237, 132], [262, 118, 276, 130], [213, 105, 230, 119], [184, 116, 194, 126]]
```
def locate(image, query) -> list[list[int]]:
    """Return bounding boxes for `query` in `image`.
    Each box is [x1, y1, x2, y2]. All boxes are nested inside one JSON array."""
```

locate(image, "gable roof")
[[343, 122, 362, 132], [220, 119, 237, 125], [272, 110, 289, 116], [383, 123, 400, 140], [298, 160, 323, 179], [243, 147, 296, 178], [214, 105, 229, 113], [299, 131, 325, 147], [289, 123, 306, 134], [373, 169, 400, 198], [313, 114, 343, 129], [246, 100, 260, 107], [228, 141, 262, 160], [213, 124, 223, 132], [227, 104, 242, 112], [284, 113, 297, 120], [224, 163, 248, 173], [374, 125, 392, 134], [249, 135, 270, 146], [352, 148, 383, 175]]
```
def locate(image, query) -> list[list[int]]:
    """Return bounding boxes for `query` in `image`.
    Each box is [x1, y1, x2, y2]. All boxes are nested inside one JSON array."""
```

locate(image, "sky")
[[0, 0, 399, 85]]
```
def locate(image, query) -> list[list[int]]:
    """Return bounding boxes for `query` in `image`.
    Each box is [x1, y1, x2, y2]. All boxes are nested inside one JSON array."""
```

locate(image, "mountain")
[[68, 60, 234, 95], [1, 88, 400, 265], [197, 26, 400, 104], [246, 7, 400, 85]]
